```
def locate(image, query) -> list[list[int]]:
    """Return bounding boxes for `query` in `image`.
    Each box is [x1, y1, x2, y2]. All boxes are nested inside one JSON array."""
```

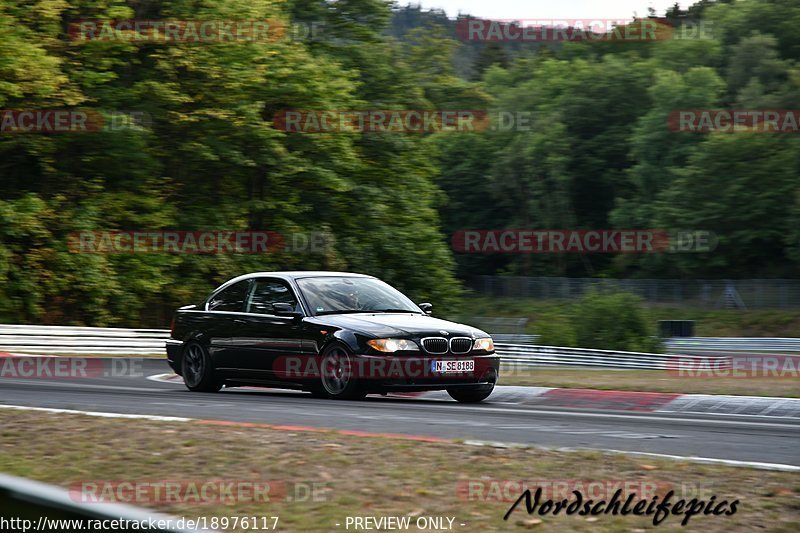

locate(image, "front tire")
[[181, 342, 222, 392], [447, 385, 494, 403], [319, 343, 366, 400]]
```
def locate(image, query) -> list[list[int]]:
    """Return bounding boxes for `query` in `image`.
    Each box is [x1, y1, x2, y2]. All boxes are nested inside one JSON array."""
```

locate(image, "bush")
[[535, 291, 661, 352], [534, 309, 577, 348], [572, 291, 661, 352]]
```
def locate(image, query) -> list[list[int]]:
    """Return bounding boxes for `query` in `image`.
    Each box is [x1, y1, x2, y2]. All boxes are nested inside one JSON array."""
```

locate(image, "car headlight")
[[367, 338, 419, 352], [473, 337, 494, 352]]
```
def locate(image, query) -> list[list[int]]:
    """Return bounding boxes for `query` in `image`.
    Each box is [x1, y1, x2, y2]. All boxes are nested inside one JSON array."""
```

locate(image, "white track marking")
[[597, 449, 800, 472], [0, 379, 170, 393], [461, 440, 800, 472], [147, 372, 181, 383], [0, 404, 192, 422], [1, 403, 797, 471]]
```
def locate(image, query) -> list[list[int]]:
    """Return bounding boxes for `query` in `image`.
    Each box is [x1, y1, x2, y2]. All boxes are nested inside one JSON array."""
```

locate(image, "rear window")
[[207, 280, 249, 312]]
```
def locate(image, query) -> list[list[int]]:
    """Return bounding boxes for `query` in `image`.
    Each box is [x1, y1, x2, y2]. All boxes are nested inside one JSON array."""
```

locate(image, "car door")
[[235, 277, 306, 382], [203, 278, 252, 375]]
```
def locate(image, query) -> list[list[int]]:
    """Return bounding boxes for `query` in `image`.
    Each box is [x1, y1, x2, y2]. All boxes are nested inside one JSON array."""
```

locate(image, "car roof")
[[221, 271, 374, 286]]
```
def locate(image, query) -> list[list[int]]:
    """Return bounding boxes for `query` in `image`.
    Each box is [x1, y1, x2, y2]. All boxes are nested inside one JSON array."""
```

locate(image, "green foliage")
[[1, 0, 799, 327], [532, 310, 577, 349], [0, 0, 464, 325], [455, 296, 800, 339], [426, 0, 800, 281], [655, 134, 800, 277], [531, 291, 661, 352], [571, 291, 662, 353]]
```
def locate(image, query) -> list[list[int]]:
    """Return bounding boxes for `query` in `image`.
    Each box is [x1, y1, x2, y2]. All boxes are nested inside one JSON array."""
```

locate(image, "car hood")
[[312, 313, 489, 339]]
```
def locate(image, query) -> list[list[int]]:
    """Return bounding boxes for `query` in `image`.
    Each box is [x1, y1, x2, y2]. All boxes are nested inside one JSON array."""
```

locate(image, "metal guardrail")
[[665, 337, 800, 354], [495, 343, 729, 370], [0, 473, 210, 532], [1, 325, 794, 370], [489, 333, 540, 344], [0, 324, 168, 354], [495, 335, 800, 369]]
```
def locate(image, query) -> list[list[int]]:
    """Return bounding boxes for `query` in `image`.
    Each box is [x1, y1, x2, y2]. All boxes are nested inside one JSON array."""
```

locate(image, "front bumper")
[[165, 339, 183, 374], [349, 352, 500, 392]]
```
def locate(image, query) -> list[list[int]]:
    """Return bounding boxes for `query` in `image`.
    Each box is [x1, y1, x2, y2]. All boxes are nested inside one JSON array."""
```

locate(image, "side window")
[[247, 279, 300, 315], [207, 280, 249, 312]]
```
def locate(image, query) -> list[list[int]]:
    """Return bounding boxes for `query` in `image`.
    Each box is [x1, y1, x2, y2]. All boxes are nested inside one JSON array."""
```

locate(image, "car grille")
[[449, 337, 472, 354], [422, 337, 448, 354], [421, 337, 473, 354]]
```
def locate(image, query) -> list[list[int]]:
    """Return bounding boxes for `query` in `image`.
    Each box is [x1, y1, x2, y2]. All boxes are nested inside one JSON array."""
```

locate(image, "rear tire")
[[181, 342, 222, 392], [319, 343, 367, 400], [447, 385, 494, 403]]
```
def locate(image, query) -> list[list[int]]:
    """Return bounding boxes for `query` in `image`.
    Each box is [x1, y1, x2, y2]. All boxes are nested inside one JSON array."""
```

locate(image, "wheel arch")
[[325, 330, 362, 354], [176, 334, 214, 375]]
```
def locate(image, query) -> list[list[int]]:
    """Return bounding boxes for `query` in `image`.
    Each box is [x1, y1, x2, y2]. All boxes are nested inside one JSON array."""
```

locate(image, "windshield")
[[296, 276, 422, 316]]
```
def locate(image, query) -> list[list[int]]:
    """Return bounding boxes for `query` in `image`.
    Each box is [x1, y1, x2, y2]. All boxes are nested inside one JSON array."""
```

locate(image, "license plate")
[[431, 360, 474, 373]]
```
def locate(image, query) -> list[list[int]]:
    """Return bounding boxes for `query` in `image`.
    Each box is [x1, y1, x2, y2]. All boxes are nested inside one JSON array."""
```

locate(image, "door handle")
[[233, 319, 248, 325]]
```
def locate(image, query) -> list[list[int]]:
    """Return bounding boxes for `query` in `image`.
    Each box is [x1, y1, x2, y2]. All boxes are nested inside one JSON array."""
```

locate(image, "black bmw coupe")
[[166, 272, 499, 402]]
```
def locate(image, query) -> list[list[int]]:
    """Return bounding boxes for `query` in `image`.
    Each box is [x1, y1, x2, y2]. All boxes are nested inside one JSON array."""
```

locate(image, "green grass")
[[499, 366, 800, 397], [1, 410, 798, 532]]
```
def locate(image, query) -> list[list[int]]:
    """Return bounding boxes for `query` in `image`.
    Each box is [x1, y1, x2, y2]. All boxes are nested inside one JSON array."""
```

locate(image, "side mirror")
[[418, 302, 433, 315], [273, 303, 302, 318]]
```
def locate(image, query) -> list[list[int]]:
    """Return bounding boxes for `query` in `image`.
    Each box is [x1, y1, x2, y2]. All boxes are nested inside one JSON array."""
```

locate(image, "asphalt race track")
[[1, 359, 798, 468]]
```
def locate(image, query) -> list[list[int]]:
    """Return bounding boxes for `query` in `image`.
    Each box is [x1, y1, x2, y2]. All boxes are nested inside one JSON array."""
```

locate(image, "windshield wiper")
[[315, 310, 373, 316], [369, 308, 421, 313], [315, 308, 422, 316]]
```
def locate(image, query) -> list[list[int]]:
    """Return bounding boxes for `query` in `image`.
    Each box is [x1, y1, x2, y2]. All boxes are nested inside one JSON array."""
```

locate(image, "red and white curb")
[[411, 388, 800, 418]]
